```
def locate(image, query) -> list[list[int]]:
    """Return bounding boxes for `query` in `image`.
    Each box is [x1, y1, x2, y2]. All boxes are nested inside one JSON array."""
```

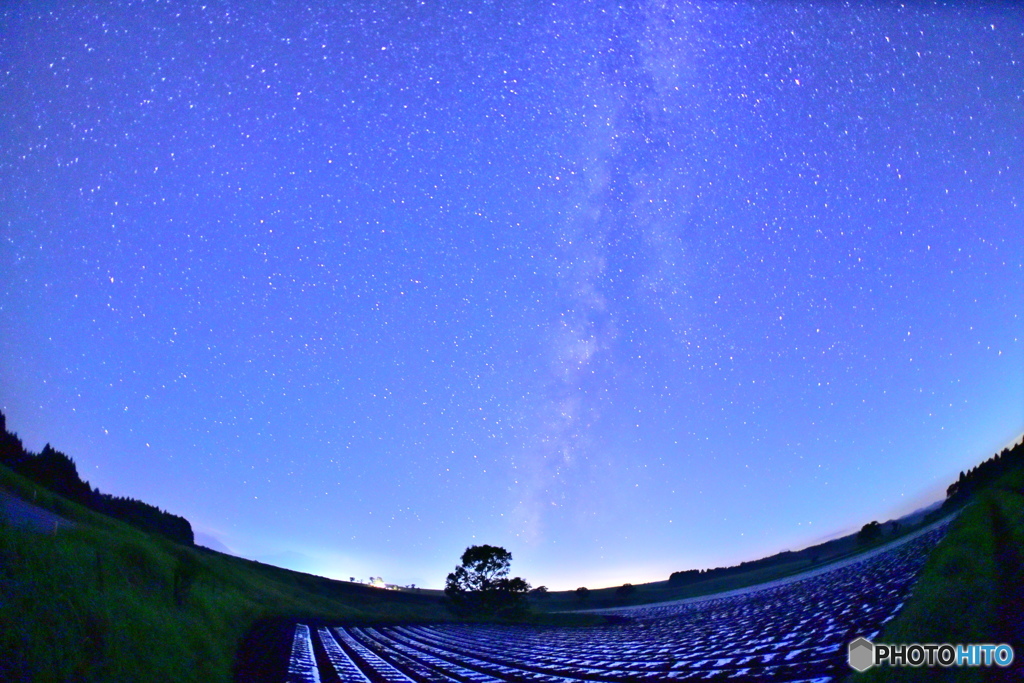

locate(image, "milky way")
[[1, 2, 1021, 588]]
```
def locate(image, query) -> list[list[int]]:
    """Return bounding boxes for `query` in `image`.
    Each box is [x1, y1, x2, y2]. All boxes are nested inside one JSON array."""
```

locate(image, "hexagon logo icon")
[[848, 637, 875, 672]]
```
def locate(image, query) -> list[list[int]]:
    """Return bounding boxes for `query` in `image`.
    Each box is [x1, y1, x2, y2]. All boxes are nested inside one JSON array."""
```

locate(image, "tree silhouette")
[[616, 583, 636, 599], [0, 410, 193, 545], [857, 521, 882, 544], [445, 544, 530, 615], [945, 441, 1024, 503]]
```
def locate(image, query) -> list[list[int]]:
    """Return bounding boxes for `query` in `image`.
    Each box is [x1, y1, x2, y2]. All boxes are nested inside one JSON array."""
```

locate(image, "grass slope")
[[0, 463, 449, 682], [849, 468, 1024, 682]]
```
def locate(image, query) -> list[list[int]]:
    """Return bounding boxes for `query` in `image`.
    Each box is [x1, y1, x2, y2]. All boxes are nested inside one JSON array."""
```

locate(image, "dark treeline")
[[669, 549, 807, 586], [0, 411, 193, 545], [670, 437, 1024, 585], [943, 438, 1024, 505]]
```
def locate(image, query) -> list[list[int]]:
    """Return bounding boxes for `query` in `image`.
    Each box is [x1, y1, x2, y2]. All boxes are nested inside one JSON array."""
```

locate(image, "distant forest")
[[943, 438, 1024, 505], [0, 411, 193, 545], [670, 437, 1024, 586]]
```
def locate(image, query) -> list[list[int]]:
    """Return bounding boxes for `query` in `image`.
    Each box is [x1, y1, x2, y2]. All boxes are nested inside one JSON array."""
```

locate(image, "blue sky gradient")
[[1, 1, 1021, 589]]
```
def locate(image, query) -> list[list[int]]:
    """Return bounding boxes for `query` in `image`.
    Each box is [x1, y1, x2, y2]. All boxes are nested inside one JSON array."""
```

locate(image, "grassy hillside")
[[0, 462, 450, 682], [849, 467, 1024, 682]]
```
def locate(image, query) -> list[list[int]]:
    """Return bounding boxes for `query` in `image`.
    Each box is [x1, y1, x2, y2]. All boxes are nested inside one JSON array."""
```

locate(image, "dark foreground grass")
[[0, 464, 452, 682], [849, 468, 1024, 683]]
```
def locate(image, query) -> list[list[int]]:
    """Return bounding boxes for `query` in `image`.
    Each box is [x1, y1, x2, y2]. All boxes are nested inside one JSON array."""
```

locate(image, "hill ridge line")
[[574, 510, 959, 615]]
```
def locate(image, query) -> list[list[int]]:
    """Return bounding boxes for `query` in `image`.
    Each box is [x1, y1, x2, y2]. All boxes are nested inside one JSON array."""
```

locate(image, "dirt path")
[[0, 488, 74, 533]]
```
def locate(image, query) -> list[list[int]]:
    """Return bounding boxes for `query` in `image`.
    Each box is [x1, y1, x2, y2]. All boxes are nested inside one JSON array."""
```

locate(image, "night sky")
[[2, 1, 1022, 590]]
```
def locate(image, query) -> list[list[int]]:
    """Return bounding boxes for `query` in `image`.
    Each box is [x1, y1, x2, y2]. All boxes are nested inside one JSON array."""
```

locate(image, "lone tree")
[[445, 545, 530, 616]]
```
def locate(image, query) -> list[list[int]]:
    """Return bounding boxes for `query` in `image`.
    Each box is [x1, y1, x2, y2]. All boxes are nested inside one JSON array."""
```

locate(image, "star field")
[[1, 1, 1022, 589]]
